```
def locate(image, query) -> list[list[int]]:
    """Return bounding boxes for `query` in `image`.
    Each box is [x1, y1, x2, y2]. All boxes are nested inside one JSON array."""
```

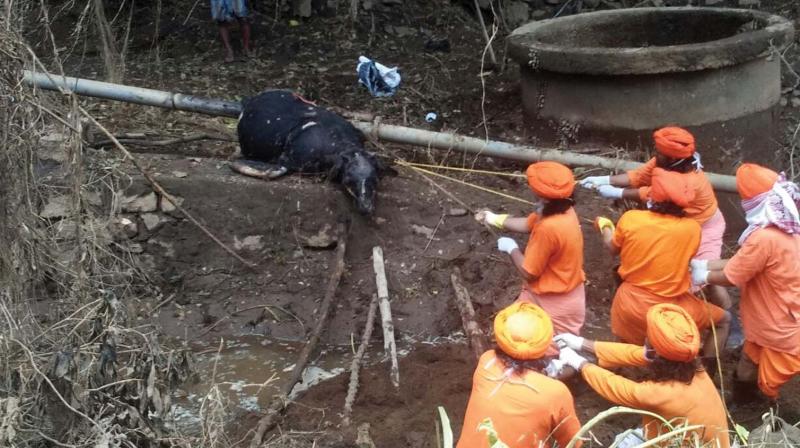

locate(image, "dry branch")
[[91, 132, 236, 148], [372, 246, 400, 390], [343, 295, 379, 426], [249, 222, 349, 448], [451, 267, 488, 360]]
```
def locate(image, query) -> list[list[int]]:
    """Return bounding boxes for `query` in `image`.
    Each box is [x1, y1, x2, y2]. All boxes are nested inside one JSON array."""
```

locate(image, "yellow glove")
[[475, 211, 509, 229], [594, 216, 615, 234]]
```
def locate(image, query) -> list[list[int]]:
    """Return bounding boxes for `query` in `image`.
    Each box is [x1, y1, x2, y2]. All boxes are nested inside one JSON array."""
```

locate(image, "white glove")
[[579, 175, 611, 189], [497, 237, 519, 254], [545, 359, 566, 378], [559, 347, 588, 371], [597, 185, 624, 199], [553, 333, 585, 351], [690, 259, 709, 286]]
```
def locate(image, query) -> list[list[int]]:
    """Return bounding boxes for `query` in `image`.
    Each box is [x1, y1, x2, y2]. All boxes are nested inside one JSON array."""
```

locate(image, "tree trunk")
[[93, 0, 124, 82]]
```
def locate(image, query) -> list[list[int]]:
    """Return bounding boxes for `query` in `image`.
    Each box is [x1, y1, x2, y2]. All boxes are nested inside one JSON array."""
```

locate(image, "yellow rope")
[[400, 163, 535, 205], [396, 160, 527, 178]]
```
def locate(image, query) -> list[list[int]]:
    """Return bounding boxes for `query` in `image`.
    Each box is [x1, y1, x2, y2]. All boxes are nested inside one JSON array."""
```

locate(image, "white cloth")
[[738, 173, 800, 245], [613, 428, 646, 448]]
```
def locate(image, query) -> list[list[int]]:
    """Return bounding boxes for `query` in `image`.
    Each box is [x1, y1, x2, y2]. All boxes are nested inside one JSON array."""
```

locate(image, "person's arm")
[[580, 363, 649, 409], [552, 395, 583, 448], [592, 341, 649, 368], [610, 173, 632, 187], [475, 211, 533, 233], [509, 248, 538, 282]]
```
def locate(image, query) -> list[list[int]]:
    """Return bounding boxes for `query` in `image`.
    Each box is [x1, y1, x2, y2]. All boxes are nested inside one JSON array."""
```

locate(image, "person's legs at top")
[[218, 22, 235, 62]]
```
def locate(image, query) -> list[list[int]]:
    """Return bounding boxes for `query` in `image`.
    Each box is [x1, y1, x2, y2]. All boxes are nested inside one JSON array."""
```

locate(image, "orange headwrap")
[[646, 304, 700, 362], [494, 302, 553, 360], [650, 168, 695, 209], [653, 127, 696, 159], [526, 162, 575, 199], [736, 163, 779, 200]]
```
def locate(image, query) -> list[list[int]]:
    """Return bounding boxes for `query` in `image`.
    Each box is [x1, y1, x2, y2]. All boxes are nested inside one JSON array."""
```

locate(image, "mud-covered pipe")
[[23, 69, 738, 192]]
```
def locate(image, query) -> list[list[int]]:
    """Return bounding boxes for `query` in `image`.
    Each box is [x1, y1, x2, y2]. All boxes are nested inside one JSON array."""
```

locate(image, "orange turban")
[[653, 127, 695, 159], [494, 302, 553, 360], [650, 168, 695, 209], [526, 162, 575, 199], [646, 304, 700, 362], [736, 163, 779, 200]]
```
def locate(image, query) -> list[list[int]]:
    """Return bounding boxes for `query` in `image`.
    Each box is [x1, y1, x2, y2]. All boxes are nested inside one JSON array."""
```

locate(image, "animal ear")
[[371, 154, 398, 177]]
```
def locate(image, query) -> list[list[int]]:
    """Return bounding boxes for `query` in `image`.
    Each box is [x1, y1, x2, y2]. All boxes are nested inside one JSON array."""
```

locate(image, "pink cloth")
[[517, 284, 586, 335], [695, 208, 726, 261]]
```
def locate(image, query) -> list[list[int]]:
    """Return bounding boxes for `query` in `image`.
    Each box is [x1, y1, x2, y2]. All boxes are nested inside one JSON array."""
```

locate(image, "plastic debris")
[[356, 56, 401, 97], [425, 112, 437, 123]]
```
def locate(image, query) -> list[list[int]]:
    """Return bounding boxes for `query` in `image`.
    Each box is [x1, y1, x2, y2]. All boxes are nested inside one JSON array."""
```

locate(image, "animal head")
[[338, 152, 379, 215]]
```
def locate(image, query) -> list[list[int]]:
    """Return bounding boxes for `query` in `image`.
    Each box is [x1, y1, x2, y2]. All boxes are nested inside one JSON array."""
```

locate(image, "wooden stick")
[[342, 294, 379, 426], [92, 132, 235, 148], [372, 246, 399, 390], [78, 107, 258, 270], [249, 222, 349, 448], [450, 267, 488, 360], [473, 0, 498, 66]]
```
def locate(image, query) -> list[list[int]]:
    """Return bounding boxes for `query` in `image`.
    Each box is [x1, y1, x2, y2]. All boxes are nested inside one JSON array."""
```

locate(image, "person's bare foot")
[[224, 52, 235, 63]]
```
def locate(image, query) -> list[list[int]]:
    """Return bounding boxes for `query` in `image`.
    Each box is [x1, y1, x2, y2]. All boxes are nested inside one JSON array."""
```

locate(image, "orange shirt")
[[582, 342, 730, 448], [723, 227, 800, 355], [627, 158, 718, 224], [612, 210, 700, 297], [457, 350, 582, 448], [522, 208, 585, 295]]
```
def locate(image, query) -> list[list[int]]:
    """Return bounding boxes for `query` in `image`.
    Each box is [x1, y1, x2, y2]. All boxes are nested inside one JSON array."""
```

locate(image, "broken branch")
[[249, 221, 349, 447], [372, 246, 400, 390], [451, 267, 489, 360], [343, 294, 379, 426]]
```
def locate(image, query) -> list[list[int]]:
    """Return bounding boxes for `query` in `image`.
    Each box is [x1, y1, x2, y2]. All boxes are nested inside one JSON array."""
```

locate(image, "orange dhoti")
[[743, 341, 800, 399], [610, 282, 726, 345]]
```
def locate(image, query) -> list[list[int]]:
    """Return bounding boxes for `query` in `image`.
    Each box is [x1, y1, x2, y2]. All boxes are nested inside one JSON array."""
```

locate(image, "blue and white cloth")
[[356, 56, 401, 97], [211, 0, 248, 22]]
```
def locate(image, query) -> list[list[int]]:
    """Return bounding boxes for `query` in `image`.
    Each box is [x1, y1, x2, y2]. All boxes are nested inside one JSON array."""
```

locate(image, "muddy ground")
[[31, 0, 800, 445]]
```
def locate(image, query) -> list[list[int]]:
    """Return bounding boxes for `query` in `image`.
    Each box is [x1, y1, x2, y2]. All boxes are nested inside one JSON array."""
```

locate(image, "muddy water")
[[167, 334, 459, 433]]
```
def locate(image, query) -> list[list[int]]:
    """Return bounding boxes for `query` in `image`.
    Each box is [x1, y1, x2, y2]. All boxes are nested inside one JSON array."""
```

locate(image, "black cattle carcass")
[[231, 90, 391, 215]]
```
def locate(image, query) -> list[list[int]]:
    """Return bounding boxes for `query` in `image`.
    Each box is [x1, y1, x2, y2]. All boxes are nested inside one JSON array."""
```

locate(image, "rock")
[[122, 192, 158, 213], [109, 216, 138, 240], [504, 1, 530, 28], [301, 224, 337, 249], [447, 207, 468, 217], [141, 213, 166, 232], [41, 195, 72, 219], [172, 171, 188, 178], [387, 25, 415, 37], [411, 224, 435, 239], [160, 195, 184, 217], [791, 97, 800, 108], [530, 8, 548, 19], [375, 217, 387, 225], [234, 235, 265, 251]]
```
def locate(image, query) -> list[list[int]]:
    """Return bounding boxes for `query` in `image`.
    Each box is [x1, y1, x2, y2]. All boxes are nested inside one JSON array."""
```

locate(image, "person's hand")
[[559, 347, 589, 371], [690, 259, 709, 286], [545, 358, 566, 378], [475, 210, 508, 229], [597, 185, 624, 199], [554, 333, 585, 351], [594, 217, 615, 234], [497, 237, 519, 254], [579, 175, 611, 189]]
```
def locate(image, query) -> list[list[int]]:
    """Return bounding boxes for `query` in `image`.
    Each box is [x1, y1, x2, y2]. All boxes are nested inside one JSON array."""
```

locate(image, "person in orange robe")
[[581, 127, 731, 311], [475, 161, 585, 337], [691, 163, 800, 403], [595, 168, 730, 366], [457, 302, 583, 448], [554, 304, 730, 448]]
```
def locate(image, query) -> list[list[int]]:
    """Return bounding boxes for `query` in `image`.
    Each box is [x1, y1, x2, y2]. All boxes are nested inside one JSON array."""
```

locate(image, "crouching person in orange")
[[690, 163, 800, 404], [555, 304, 730, 448], [581, 127, 731, 311], [457, 303, 582, 448], [595, 167, 730, 363], [475, 161, 585, 336]]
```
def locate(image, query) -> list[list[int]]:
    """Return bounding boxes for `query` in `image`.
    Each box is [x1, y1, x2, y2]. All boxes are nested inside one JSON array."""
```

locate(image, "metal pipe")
[[22, 69, 738, 192], [23, 70, 242, 117]]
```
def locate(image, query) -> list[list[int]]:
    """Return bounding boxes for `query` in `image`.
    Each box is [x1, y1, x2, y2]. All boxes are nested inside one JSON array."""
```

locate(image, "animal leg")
[[229, 159, 289, 180]]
